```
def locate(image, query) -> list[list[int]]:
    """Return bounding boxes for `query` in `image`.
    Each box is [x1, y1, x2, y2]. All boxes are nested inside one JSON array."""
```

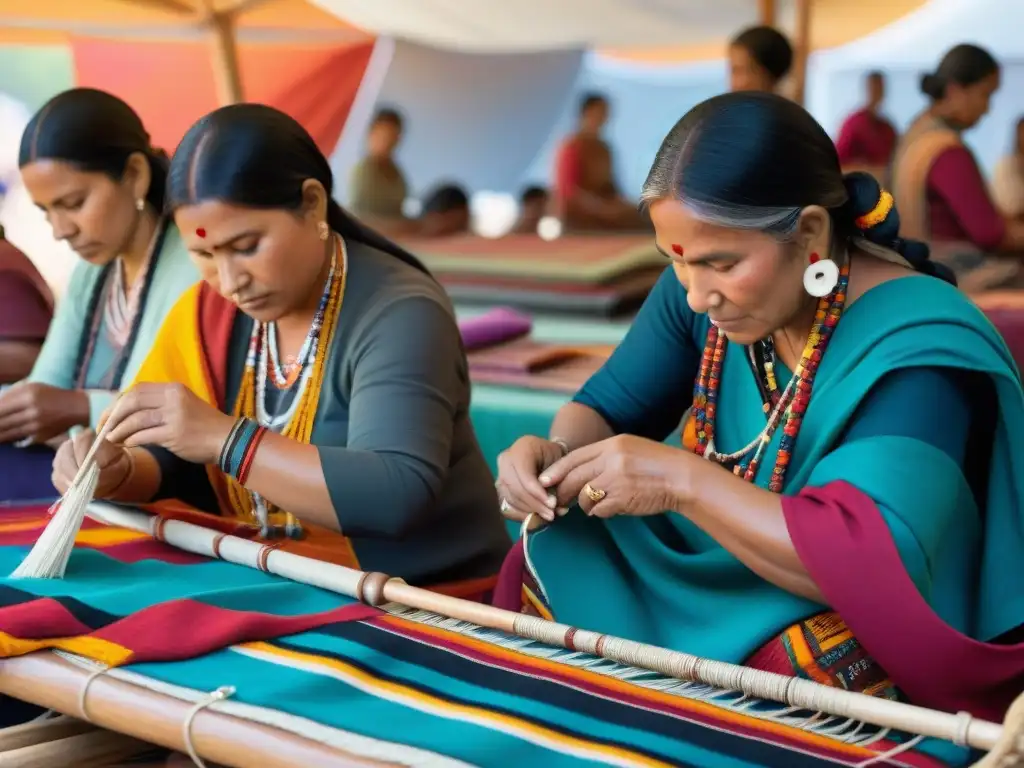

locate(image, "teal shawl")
[[27, 223, 198, 426], [525, 274, 1024, 711]]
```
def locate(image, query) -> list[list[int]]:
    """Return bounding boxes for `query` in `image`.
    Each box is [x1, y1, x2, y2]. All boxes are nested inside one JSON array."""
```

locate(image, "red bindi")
[[196, 228, 206, 238], [671, 244, 684, 256]]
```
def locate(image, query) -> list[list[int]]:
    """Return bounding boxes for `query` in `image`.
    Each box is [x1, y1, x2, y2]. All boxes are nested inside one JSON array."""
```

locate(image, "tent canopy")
[[311, 0, 925, 56], [0, 0, 369, 43]]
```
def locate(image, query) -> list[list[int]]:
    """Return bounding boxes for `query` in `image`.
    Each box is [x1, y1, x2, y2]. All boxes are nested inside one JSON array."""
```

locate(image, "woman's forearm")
[[549, 402, 616, 451], [241, 432, 340, 531], [106, 447, 163, 504], [0, 341, 41, 384], [1001, 218, 1024, 251], [674, 459, 825, 603]]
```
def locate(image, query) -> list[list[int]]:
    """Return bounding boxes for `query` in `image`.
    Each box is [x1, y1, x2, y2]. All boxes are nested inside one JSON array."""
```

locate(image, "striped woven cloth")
[[0, 505, 971, 767]]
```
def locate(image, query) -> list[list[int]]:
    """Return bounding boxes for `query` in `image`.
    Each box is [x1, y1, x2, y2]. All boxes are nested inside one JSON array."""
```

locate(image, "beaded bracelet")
[[218, 417, 268, 485]]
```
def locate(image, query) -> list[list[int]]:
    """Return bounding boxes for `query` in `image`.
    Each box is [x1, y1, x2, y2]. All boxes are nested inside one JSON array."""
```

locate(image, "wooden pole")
[[790, 0, 812, 105], [198, 0, 244, 105], [758, 0, 776, 26]]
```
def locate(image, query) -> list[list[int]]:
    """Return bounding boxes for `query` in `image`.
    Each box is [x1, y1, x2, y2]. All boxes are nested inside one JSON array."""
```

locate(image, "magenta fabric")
[[493, 538, 527, 611], [835, 109, 897, 167], [783, 480, 1024, 722], [458, 307, 533, 351], [927, 146, 1007, 251], [0, 272, 52, 342]]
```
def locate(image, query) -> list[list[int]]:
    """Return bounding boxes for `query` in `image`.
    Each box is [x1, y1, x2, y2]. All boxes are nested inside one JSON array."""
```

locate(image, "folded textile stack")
[[404, 233, 663, 318], [457, 307, 610, 393]]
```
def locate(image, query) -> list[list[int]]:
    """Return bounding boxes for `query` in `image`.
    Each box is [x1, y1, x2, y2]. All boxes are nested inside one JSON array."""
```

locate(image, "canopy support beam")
[[198, 0, 243, 105], [791, 0, 812, 105]]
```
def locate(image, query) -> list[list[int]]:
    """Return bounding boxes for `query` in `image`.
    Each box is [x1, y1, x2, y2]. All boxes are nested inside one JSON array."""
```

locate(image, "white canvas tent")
[[311, 0, 798, 53]]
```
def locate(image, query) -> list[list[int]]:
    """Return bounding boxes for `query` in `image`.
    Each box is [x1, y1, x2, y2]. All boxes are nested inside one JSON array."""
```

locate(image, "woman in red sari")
[[892, 44, 1024, 287]]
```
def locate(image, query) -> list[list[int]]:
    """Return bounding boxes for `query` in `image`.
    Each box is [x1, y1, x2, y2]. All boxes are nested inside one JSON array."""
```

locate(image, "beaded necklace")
[[690, 263, 850, 493], [224, 235, 348, 533]]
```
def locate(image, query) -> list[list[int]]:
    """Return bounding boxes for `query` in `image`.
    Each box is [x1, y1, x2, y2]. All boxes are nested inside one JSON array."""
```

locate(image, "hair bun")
[[841, 172, 953, 284], [843, 172, 899, 242], [920, 73, 943, 100]]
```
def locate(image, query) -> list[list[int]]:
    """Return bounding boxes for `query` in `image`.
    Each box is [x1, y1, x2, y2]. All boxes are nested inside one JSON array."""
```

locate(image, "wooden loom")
[[1, 501, 1016, 768]]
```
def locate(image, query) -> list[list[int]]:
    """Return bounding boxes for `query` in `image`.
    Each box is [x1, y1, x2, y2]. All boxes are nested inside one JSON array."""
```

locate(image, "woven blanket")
[[0, 505, 970, 767], [399, 234, 663, 285]]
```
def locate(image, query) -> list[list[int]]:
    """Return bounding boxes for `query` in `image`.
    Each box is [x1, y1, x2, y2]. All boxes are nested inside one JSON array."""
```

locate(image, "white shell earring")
[[135, 198, 145, 212], [317, 221, 329, 241], [803, 253, 839, 298]]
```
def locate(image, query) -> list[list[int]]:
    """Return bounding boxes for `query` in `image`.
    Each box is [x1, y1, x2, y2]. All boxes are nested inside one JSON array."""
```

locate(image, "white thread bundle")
[[10, 424, 112, 579]]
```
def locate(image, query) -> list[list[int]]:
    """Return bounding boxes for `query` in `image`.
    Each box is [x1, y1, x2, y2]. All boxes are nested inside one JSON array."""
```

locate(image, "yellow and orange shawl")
[[128, 281, 360, 568]]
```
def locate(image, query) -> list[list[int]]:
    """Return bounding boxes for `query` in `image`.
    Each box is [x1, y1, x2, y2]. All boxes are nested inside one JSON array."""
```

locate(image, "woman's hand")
[[102, 383, 235, 465], [540, 435, 694, 518], [51, 429, 132, 497], [0, 383, 89, 444], [495, 436, 568, 522]]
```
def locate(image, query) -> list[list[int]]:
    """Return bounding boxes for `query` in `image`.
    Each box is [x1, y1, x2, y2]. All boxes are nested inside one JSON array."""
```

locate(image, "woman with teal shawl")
[[493, 93, 1024, 741], [0, 89, 197, 502]]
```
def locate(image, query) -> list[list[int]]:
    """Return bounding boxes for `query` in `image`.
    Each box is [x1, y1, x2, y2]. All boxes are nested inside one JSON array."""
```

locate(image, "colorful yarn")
[[689, 263, 850, 493]]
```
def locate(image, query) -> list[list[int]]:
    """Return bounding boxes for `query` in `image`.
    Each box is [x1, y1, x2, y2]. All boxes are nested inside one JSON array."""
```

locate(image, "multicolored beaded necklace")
[[226, 234, 348, 535], [689, 262, 850, 493]]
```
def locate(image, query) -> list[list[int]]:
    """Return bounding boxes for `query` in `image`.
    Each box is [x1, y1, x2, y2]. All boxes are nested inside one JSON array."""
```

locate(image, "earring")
[[803, 252, 839, 298], [135, 198, 145, 212], [317, 221, 329, 241]]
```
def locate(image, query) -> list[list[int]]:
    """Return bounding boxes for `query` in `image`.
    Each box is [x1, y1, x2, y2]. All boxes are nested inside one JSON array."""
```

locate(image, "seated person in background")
[[727, 25, 793, 94], [992, 117, 1024, 220], [835, 72, 898, 184], [0, 225, 52, 384], [348, 107, 413, 232], [893, 44, 1024, 285], [418, 183, 471, 237], [511, 186, 548, 234], [53, 104, 511, 590], [551, 93, 646, 232]]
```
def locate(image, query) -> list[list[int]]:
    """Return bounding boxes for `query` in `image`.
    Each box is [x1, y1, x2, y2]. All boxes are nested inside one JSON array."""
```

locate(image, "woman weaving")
[[494, 92, 1024, 739], [52, 105, 510, 589], [892, 44, 1024, 288], [0, 89, 197, 502]]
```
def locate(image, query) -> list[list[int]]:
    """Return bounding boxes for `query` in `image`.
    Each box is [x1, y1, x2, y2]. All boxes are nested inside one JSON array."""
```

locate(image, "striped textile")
[[0, 506, 970, 767]]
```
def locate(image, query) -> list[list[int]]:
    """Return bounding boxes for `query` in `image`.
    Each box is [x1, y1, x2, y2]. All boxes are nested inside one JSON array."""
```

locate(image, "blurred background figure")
[[835, 72, 898, 183], [348, 106, 410, 230], [0, 223, 52, 384], [550, 93, 646, 231], [419, 183, 471, 237], [992, 117, 1024, 220], [511, 186, 549, 234], [728, 25, 793, 93]]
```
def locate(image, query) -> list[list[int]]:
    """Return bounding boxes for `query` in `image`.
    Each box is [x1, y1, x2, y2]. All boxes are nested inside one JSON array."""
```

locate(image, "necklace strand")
[[690, 264, 850, 493]]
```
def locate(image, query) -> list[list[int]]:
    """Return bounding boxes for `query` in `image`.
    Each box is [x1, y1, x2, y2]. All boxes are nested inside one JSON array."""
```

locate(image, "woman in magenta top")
[[834, 72, 897, 179], [893, 44, 1024, 257]]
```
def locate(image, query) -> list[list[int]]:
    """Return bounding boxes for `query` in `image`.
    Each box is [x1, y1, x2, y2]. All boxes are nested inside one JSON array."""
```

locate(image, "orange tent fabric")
[[71, 38, 373, 153]]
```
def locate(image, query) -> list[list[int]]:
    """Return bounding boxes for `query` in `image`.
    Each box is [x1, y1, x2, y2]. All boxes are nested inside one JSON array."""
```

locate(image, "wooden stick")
[[0, 716, 94, 752], [0, 728, 151, 767], [0, 652, 396, 768], [85, 502, 1014, 760]]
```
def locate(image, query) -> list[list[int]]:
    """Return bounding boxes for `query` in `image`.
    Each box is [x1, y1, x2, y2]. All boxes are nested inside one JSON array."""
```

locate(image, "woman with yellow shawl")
[[51, 105, 510, 592]]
